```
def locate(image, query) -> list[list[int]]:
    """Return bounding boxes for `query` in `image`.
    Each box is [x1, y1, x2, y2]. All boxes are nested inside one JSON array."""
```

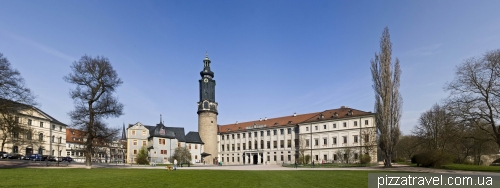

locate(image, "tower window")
[[203, 101, 209, 109]]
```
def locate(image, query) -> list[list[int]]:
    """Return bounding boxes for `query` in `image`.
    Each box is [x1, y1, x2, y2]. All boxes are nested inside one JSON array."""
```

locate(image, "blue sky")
[[1, 0, 499, 135]]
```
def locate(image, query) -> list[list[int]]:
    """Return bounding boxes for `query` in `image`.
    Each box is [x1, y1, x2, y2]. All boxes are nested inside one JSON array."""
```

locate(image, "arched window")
[[38, 147, 43, 155], [195, 155, 198, 160], [13, 146, 18, 153], [39, 133, 43, 141], [27, 132, 32, 140], [51, 136, 55, 143]]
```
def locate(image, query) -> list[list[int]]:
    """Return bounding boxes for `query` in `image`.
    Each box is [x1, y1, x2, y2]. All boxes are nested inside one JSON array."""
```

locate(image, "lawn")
[[0, 168, 391, 187], [439, 164, 500, 173]]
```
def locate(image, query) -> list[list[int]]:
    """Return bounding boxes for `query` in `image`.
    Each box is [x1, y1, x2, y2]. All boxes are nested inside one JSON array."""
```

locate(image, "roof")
[[148, 123, 176, 139], [218, 106, 374, 134], [301, 107, 374, 124], [0, 98, 68, 126], [218, 111, 320, 134], [166, 127, 186, 142], [185, 132, 204, 144]]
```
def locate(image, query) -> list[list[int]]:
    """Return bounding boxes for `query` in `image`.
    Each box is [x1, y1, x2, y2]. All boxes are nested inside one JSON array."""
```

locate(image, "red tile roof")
[[218, 107, 374, 134]]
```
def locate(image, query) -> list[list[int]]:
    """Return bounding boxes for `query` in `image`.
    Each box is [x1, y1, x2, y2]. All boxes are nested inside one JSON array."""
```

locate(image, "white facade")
[[1, 107, 67, 157], [298, 114, 377, 164]]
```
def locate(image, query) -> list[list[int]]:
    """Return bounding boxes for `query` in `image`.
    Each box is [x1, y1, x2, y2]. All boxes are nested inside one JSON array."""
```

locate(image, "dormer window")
[[287, 121, 292, 124], [274, 122, 278, 126]]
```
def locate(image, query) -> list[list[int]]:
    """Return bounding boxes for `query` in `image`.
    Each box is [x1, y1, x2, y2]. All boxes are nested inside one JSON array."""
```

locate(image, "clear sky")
[[1, 0, 499, 135]]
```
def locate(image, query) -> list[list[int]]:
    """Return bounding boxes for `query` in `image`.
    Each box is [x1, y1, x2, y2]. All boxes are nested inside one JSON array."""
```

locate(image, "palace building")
[[217, 107, 377, 165]]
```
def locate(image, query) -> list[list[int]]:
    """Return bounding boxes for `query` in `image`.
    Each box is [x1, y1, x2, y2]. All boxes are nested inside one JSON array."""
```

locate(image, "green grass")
[[0, 168, 392, 187], [283, 163, 375, 168], [439, 164, 500, 172]]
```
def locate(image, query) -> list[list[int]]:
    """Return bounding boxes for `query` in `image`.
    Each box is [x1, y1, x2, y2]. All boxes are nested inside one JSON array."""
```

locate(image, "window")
[[343, 122, 346, 127], [273, 130, 277, 135], [267, 141, 270, 149], [314, 139, 318, 146], [133, 150, 137, 154], [280, 129, 284, 135], [59, 126, 62, 131], [242, 143, 245, 150], [132, 130, 136, 136], [315, 126, 318, 130], [354, 153, 358, 159], [51, 150, 55, 155], [343, 136, 347, 144], [51, 136, 55, 143], [365, 120, 369, 125], [15, 116, 19, 123], [27, 132, 32, 140], [52, 124, 55, 130], [248, 132, 250, 138], [195, 144, 198, 149], [305, 139, 310, 147], [260, 131, 263, 136], [189, 144, 192, 149], [133, 140, 137, 146], [39, 133, 43, 141], [315, 155, 319, 161], [13, 131, 19, 139], [260, 140, 264, 149], [40, 122, 44, 128], [354, 135, 358, 143], [195, 155, 198, 160], [178, 143, 181, 147], [226, 144, 229, 151], [237, 143, 240, 151], [28, 119, 32, 125], [13, 146, 18, 153], [142, 141, 146, 146], [354, 121, 358, 126], [232, 134, 234, 139], [273, 141, 277, 148], [237, 134, 240, 139], [58, 137, 62, 143], [226, 135, 229, 140], [288, 155, 291, 161], [365, 134, 370, 142], [280, 140, 284, 148], [267, 130, 270, 136], [254, 141, 258, 149], [334, 154, 338, 160], [159, 139, 165, 145], [221, 135, 224, 140], [287, 140, 291, 148], [242, 133, 245, 138], [333, 124, 337, 128], [273, 155, 276, 161], [323, 138, 327, 145], [323, 125, 326, 129], [222, 145, 225, 151], [306, 127, 309, 131], [38, 147, 43, 155], [255, 132, 258, 137], [142, 131, 146, 136], [231, 144, 235, 151], [287, 128, 291, 134], [248, 141, 252, 149]]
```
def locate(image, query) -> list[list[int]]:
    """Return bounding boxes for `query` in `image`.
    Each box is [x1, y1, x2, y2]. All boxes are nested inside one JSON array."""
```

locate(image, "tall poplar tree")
[[370, 27, 402, 167]]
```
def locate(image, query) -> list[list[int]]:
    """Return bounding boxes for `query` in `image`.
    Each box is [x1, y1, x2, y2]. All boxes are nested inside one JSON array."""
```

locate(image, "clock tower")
[[197, 53, 218, 164]]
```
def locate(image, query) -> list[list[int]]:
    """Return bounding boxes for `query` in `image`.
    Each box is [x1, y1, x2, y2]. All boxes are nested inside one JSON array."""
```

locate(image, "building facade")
[[217, 106, 377, 165], [0, 101, 67, 158], [66, 128, 126, 163], [197, 53, 218, 164], [125, 120, 204, 164]]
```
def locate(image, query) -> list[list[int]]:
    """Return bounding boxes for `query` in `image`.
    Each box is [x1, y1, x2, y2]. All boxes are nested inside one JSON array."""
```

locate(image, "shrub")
[[360, 154, 371, 164], [136, 146, 149, 165], [413, 150, 452, 167], [304, 155, 311, 164]]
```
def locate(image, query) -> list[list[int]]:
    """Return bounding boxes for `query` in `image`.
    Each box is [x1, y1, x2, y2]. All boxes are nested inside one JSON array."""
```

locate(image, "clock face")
[[204, 78, 208, 83]]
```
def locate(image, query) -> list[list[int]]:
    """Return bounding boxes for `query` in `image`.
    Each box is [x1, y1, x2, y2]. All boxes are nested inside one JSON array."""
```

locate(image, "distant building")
[[0, 99, 67, 157], [65, 128, 126, 163]]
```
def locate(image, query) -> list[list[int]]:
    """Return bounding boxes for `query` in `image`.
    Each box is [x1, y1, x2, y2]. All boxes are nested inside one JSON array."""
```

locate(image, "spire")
[[205, 51, 209, 60], [121, 122, 126, 140]]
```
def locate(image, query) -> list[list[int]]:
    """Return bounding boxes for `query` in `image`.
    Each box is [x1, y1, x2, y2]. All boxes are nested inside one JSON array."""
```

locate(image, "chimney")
[[293, 112, 297, 117], [259, 118, 262, 121], [264, 117, 267, 121], [236, 121, 238, 124]]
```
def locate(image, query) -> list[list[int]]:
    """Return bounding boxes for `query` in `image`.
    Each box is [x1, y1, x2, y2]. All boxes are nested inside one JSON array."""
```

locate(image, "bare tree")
[[445, 49, 500, 149], [413, 104, 457, 151], [0, 53, 37, 152], [371, 27, 402, 167], [64, 55, 123, 169], [361, 128, 377, 155], [297, 136, 308, 164]]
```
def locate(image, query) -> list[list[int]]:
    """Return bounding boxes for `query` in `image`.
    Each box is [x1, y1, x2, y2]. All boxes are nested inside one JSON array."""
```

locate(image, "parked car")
[[22, 155, 31, 160], [29, 154, 42, 161], [0, 151, 7, 159], [47, 156, 57, 162], [7, 153, 22, 159], [490, 158, 500, 166], [59, 156, 73, 163]]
